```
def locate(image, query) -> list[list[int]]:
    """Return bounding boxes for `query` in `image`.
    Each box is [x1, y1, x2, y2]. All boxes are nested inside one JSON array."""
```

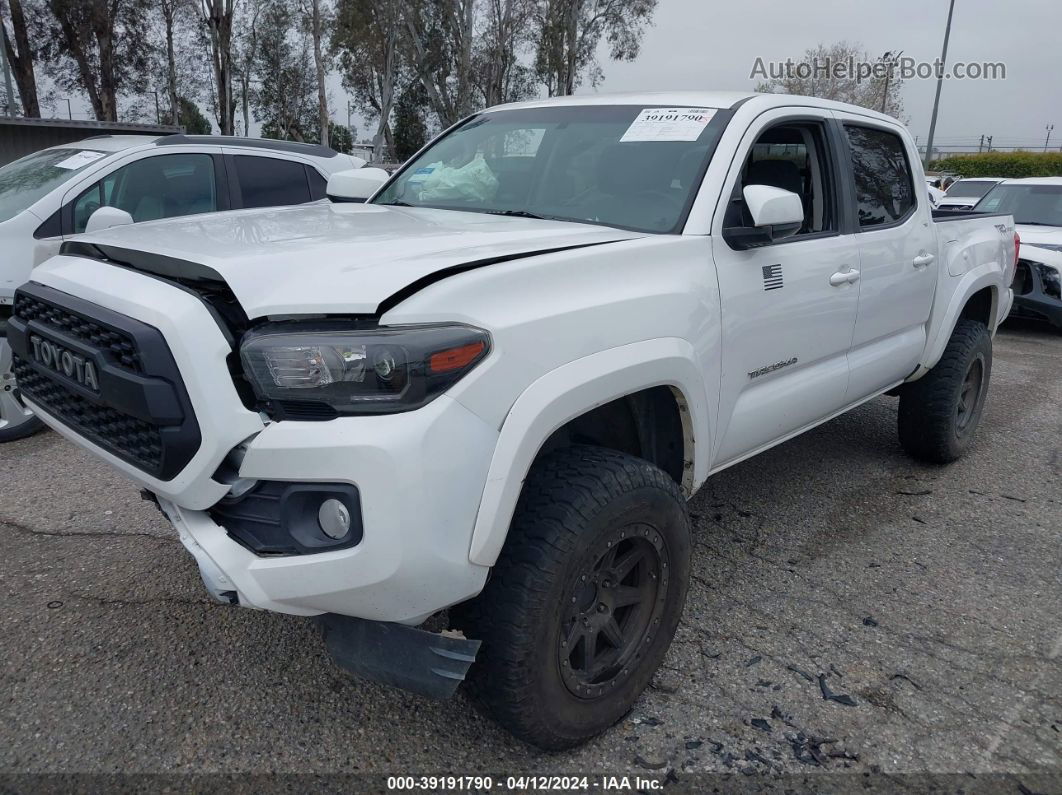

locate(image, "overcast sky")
[[588, 0, 1061, 150], [85, 0, 1056, 151]]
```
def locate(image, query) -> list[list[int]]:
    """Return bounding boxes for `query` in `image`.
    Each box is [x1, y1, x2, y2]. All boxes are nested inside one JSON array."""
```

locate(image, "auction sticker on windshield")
[[620, 107, 717, 142]]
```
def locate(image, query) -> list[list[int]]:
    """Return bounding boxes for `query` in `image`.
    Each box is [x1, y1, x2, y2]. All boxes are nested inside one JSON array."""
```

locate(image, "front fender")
[[467, 338, 711, 567]]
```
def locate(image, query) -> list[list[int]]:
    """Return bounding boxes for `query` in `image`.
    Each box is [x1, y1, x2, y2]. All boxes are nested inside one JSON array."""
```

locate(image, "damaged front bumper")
[[318, 614, 481, 700], [1012, 258, 1062, 329], [153, 492, 482, 699]]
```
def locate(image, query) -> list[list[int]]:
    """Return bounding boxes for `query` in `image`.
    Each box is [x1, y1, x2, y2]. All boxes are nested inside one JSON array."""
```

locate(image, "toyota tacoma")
[[8, 92, 1016, 749]]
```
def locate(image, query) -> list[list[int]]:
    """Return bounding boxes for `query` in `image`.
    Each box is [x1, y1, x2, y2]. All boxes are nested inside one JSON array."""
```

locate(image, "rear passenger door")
[[836, 119, 937, 398], [225, 153, 326, 210]]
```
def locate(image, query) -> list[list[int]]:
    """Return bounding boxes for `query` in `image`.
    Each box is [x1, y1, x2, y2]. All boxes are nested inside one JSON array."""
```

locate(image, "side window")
[[306, 166, 327, 200], [234, 155, 311, 209], [844, 125, 916, 228], [725, 121, 836, 237], [72, 183, 102, 233], [72, 153, 217, 233]]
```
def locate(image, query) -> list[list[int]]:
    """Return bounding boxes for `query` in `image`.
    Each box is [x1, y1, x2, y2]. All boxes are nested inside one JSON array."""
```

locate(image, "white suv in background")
[[0, 135, 366, 441]]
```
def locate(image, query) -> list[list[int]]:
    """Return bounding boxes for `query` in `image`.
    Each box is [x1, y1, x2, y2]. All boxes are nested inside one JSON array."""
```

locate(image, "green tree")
[[197, 0, 237, 134], [253, 0, 318, 140], [41, 0, 152, 121], [534, 0, 657, 96], [2, 0, 44, 116], [326, 121, 354, 152], [333, 0, 402, 160], [163, 95, 211, 133], [392, 83, 428, 161]]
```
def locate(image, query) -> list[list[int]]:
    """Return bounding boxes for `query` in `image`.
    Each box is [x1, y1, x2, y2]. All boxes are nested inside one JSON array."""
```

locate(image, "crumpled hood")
[[72, 202, 643, 317]]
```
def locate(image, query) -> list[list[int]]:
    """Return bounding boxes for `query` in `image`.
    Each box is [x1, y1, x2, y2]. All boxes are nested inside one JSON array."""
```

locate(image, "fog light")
[[318, 498, 351, 540]]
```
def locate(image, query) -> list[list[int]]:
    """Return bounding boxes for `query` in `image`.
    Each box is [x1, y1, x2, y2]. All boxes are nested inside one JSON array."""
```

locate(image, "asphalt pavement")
[[1, 322, 1059, 792]]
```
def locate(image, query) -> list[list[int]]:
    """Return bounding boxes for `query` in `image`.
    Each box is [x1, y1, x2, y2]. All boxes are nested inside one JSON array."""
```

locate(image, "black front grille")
[[12, 292, 141, 371], [12, 359, 163, 471], [8, 283, 201, 480]]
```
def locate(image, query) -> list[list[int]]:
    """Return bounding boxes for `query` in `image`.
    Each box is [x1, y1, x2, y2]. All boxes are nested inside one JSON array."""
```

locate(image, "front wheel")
[[452, 445, 691, 750], [898, 319, 992, 463], [0, 339, 44, 443]]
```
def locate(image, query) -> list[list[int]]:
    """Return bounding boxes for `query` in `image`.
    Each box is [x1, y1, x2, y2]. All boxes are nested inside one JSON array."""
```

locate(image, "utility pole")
[[978, 134, 985, 153], [1046, 124, 1055, 152], [151, 91, 160, 125], [0, 4, 15, 117], [347, 99, 352, 133], [986, 135, 993, 152], [64, 98, 72, 120], [879, 50, 902, 114], [923, 0, 956, 168]]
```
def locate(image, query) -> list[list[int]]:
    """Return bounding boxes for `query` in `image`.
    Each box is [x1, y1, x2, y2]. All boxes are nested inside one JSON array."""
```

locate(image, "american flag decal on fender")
[[762, 264, 783, 291]]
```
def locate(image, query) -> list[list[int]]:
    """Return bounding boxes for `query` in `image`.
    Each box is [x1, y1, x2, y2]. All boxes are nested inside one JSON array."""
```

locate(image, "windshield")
[[0, 147, 108, 224], [975, 183, 1062, 226], [946, 180, 997, 199], [373, 105, 727, 233]]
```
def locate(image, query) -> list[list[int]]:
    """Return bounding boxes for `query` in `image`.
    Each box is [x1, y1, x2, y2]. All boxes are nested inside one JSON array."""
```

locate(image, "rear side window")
[[844, 125, 916, 228], [234, 155, 311, 208]]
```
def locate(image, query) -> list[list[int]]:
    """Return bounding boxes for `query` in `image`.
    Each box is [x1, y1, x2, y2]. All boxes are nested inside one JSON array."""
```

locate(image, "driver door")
[[709, 110, 860, 468]]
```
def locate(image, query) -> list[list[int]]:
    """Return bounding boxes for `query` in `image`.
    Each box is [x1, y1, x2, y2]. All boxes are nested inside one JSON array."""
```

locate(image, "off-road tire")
[[452, 445, 691, 750], [898, 319, 992, 463]]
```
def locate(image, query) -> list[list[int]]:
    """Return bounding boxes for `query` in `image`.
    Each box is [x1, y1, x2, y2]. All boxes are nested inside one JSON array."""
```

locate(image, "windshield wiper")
[[377, 199, 414, 207], [486, 209, 548, 220]]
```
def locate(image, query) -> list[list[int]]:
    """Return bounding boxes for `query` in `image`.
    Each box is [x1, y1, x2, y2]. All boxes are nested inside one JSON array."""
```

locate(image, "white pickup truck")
[[8, 92, 1016, 749]]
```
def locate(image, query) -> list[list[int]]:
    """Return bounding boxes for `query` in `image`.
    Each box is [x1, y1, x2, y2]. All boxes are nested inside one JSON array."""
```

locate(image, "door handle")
[[829, 268, 860, 287], [913, 253, 935, 268]]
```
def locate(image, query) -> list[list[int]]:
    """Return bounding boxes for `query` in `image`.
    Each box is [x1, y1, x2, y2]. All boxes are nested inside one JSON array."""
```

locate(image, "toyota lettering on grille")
[[29, 334, 100, 392]]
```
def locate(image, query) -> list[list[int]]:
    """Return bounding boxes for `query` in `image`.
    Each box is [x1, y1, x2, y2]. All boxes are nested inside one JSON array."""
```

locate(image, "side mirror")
[[84, 206, 134, 234], [326, 167, 390, 203], [723, 184, 804, 250]]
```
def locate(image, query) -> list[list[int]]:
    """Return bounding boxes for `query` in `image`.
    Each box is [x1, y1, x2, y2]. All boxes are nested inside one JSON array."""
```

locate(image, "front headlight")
[[240, 323, 490, 417], [1036, 263, 1061, 299]]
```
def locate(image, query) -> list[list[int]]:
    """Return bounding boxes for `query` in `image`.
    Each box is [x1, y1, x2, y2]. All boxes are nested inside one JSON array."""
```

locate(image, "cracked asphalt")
[[1, 322, 1060, 790]]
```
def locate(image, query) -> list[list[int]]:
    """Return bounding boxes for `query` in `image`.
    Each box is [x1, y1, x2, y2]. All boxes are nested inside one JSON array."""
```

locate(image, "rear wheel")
[[0, 339, 44, 443], [453, 445, 691, 750], [898, 319, 992, 463]]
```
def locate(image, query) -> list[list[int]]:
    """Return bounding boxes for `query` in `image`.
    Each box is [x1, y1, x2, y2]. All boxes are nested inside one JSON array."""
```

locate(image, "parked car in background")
[[0, 135, 366, 441], [9, 91, 1016, 748], [977, 177, 1062, 330], [938, 177, 1005, 211]]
